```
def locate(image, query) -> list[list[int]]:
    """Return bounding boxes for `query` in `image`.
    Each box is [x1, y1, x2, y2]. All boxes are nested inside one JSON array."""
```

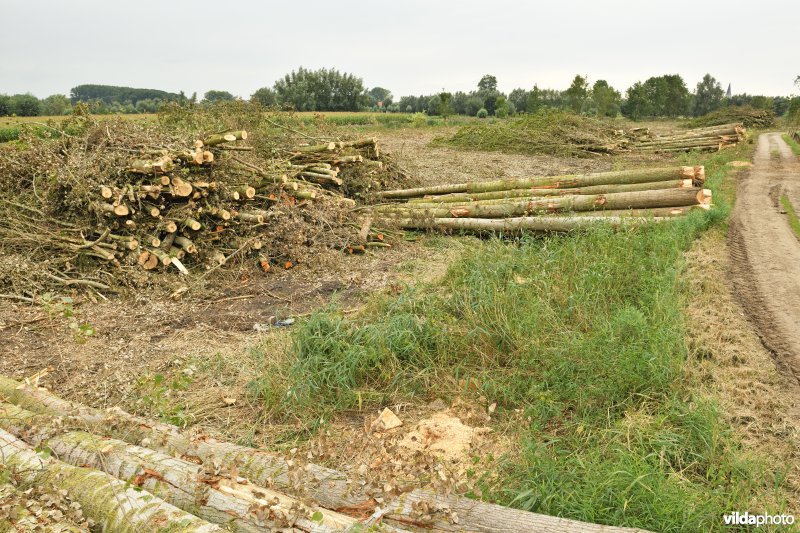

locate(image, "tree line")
[[2, 70, 797, 120]]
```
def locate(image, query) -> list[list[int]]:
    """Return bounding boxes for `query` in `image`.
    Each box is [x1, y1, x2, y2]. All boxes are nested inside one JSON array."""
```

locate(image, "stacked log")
[[0, 374, 643, 533], [631, 123, 745, 153], [370, 166, 710, 233], [0, 125, 404, 296]]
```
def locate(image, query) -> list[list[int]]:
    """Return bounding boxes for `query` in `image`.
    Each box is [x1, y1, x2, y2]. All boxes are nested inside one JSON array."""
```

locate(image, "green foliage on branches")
[[250, 87, 277, 107], [203, 90, 235, 103], [69, 84, 181, 105], [272, 67, 367, 111], [564, 75, 589, 113], [622, 74, 690, 119]]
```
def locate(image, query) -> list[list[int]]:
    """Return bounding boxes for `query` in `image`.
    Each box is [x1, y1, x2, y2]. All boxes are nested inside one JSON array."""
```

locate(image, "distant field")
[[0, 113, 157, 126]]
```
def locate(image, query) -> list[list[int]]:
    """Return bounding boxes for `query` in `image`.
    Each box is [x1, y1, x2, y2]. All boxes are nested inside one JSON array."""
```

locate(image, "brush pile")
[[683, 105, 776, 129], [370, 166, 711, 233], [630, 123, 746, 153], [0, 112, 409, 297], [434, 110, 631, 157]]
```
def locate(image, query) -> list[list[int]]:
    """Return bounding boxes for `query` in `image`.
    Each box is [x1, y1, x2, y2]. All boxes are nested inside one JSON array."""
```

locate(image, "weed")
[[780, 195, 800, 242], [782, 133, 800, 156], [135, 373, 193, 427]]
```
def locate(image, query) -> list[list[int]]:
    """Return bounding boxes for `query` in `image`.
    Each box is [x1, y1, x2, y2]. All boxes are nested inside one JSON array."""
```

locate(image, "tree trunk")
[[386, 215, 663, 232], [0, 428, 221, 532], [408, 179, 695, 204], [0, 376, 643, 533], [377, 188, 709, 219], [376, 167, 703, 199]]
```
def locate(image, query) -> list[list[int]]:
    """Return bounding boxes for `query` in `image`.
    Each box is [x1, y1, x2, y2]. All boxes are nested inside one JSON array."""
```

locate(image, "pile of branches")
[[433, 110, 631, 157], [0, 113, 409, 297], [683, 106, 776, 129], [369, 166, 711, 233], [630, 123, 746, 153]]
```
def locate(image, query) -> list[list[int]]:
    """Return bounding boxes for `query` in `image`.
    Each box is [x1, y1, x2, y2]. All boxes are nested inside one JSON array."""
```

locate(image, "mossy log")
[[0, 376, 643, 533], [0, 404, 355, 532], [376, 167, 703, 199], [0, 427, 220, 532]]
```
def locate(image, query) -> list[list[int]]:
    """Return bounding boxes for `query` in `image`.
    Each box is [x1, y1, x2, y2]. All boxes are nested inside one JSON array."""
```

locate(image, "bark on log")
[[129, 156, 174, 175], [376, 167, 703, 199], [386, 215, 664, 232], [409, 179, 695, 204], [0, 428, 220, 532], [0, 376, 646, 533], [203, 131, 248, 147], [377, 188, 708, 219], [0, 404, 356, 532]]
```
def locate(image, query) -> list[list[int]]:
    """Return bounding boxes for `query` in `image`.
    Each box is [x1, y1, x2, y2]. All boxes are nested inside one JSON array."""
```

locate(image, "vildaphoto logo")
[[723, 512, 795, 527]]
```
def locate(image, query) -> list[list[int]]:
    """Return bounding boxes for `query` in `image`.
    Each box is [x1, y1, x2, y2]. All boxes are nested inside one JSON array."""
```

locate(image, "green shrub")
[[476, 108, 488, 118]]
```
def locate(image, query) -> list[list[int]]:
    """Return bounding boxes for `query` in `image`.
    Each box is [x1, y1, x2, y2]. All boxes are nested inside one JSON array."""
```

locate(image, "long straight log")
[[385, 215, 664, 232], [376, 188, 710, 219], [0, 428, 220, 532], [409, 179, 695, 204], [0, 376, 645, 533], [376, 167, 703, 199]]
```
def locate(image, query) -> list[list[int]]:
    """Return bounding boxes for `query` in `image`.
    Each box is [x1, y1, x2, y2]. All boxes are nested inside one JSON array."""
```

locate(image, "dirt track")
[[729, 133, 800, 389]]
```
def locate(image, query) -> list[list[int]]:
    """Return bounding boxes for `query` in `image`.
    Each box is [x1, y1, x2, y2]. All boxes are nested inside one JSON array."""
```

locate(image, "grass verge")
[[247, 143, 785, 530], [782, 133, 800, 156], [780, 194, 800, 242]]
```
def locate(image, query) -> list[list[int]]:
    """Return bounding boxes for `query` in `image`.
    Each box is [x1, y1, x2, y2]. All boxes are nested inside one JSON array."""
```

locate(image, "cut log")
[[171, 177, 193, 197], [294, 142, 337, 153], [99, 185, 113, 199], [387, 215, 663, 232], [0, 428, 220, 532], [235, 185, 256, 199], [235, 212, 264, 223], [173, 235, 197, 254], [182, 217, 202, 231], [93, 201, 129, 217], [203, 130, 247, 147], [377, 188, 708, 219], [129, 155, 174, 175], [409, 179, 696, 204], [376, 167, 703, 199], [0, 376, 644, 533], [138, 250, 159, 270], [300, 172, 344, 186]]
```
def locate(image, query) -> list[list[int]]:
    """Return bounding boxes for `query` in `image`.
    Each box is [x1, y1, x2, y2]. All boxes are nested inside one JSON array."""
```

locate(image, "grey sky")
[[2, 0, 798, 99]]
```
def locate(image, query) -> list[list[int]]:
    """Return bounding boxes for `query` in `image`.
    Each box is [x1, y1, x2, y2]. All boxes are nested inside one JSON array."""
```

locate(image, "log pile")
[[0, 374, 644, 533], [0, 116, 408, 297], [369, 166, 710, 233], [630, 123, 746, 153]]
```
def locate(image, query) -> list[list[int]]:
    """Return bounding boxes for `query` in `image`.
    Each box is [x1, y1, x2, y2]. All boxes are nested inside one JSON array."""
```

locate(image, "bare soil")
[[728, 133, 800, 393]]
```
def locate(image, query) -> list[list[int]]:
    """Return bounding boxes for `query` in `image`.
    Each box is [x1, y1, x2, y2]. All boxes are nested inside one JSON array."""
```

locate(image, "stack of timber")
[[0, 374, 645, 533], [631, 123, 745, 153], [0, 115, 407, 297], [370, 166, 710, 233]]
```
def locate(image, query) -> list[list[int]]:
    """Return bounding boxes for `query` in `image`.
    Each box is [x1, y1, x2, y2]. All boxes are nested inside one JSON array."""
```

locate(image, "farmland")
[[0, 102, 799, 532]]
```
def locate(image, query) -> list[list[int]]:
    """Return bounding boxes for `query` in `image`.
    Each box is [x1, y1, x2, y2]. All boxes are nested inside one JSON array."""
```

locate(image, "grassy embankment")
[[782, 133, 800, 156], [245, 140, 790, 530]]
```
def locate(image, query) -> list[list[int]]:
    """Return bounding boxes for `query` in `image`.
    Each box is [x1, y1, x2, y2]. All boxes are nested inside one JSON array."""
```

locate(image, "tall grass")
[[249, 145, 780, 529]]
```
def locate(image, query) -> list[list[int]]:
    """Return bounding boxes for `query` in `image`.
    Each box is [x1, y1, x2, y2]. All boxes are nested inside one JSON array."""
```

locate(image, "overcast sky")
[[2, 0, 798, 99]]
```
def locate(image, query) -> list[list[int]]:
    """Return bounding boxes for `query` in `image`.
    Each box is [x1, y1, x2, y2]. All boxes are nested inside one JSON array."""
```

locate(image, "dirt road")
[[729, 132, 800, 385]]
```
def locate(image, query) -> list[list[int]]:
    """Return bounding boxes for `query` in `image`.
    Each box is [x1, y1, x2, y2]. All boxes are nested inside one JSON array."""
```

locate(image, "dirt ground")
[[728, 133, 800, 397]]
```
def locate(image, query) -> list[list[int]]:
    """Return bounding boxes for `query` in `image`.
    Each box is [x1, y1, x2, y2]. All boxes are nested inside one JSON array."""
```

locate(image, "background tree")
[[367, 87, 393, 109], [272, 67, 366, 111], [508, 88, 528, 113], [692, 74, 724, 116], [450, 91, 469, 115], [526, 85, 543, 114], [564, 75, 589, 113], [10, 94, 41, 116], [495, 95, 510, 118], [69, 85, 181, 106], [40, 94, 71, 116], [250, 87, 277, 106], [203, 90, 235, 103], [426, 94, 442, 115], [591, 80, 621, 117], [465, 95, 484, 116], [0, 94, 10, 116], [439, 92, 453, 118], [621, 82, 651, 120], [477, 74, 498, 92]]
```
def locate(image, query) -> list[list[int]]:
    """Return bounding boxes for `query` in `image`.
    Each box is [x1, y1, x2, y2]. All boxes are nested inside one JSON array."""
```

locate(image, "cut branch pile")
[[630, 123, 746, 153], [370, 166, 710, 233], [0, 116, 409, 297], [0, 374, 642, 533]]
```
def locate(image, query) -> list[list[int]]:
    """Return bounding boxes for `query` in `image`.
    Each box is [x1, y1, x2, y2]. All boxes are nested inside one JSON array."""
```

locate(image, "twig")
[[74, 228, 110, 250], [264, 117, 327, 142], [0, 294, 35, 303]]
